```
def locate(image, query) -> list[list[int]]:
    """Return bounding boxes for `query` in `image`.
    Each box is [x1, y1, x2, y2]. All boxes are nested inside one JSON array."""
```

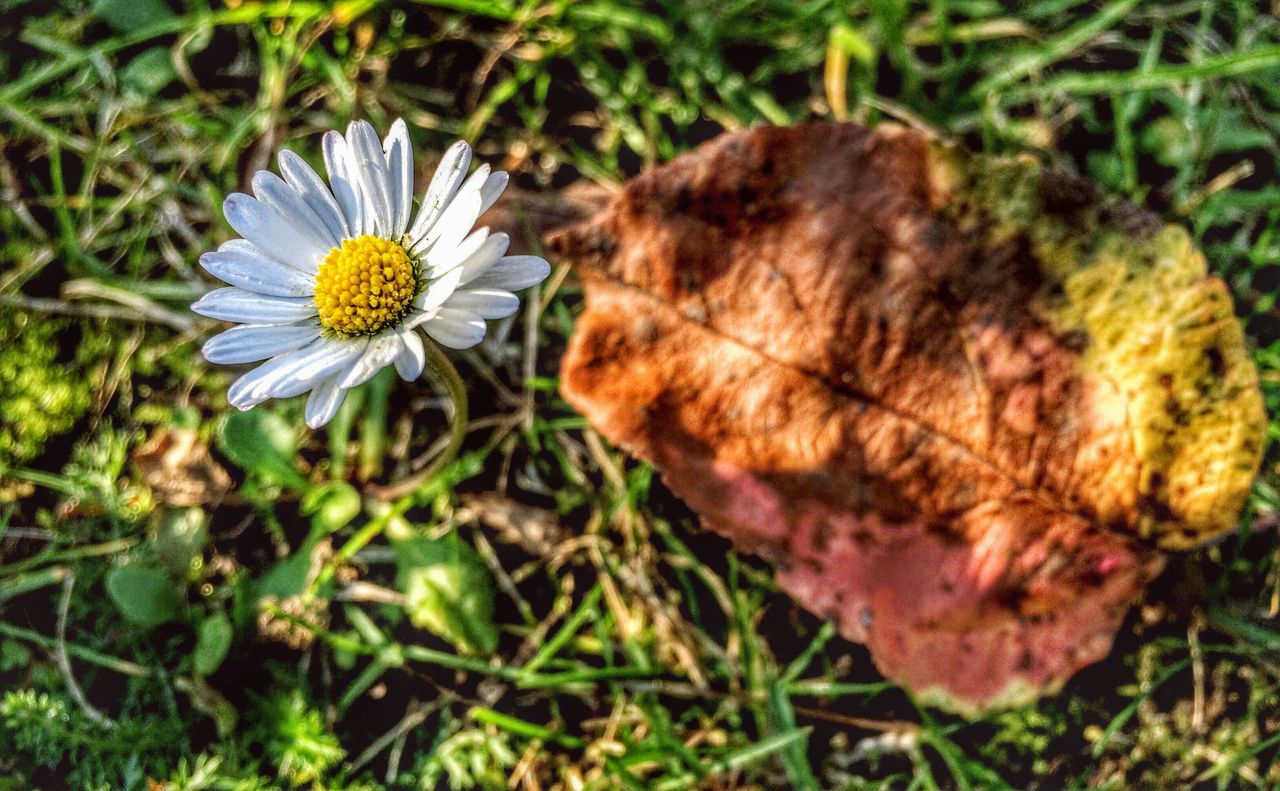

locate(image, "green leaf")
[[393, 531, 498, 655], [92, 0, 175, 32], [121, 47, 175, 96], [0, 639, 31, 673], [105, 565, 181, 628], [218, 409, 308, 491], [300, 481, 362, 533], [256, 538, 320, 601], [151, 507, 208, 579], [1139, 116, 1192, 168], [194, 612, 233, 676]]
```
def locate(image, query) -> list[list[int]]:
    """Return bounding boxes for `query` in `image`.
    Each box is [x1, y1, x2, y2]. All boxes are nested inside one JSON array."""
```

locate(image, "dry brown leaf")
[[458, 493, 568, 557], [132, 427, 232, 507], [551, 122, 1266, 713]]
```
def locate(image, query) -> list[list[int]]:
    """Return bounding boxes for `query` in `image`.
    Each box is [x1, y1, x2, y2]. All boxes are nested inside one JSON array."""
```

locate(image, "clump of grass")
[[1, 1, 1279, 789]]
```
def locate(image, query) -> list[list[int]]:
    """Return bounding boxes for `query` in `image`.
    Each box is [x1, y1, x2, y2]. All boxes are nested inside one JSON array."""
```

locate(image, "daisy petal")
[[478, 170, 508, 215], [338, 334, 402, 389], [218, 238, 262, 255], [445, 288, 519, 319], [202, 323, 320, 364], [383, 118, 414, 238], [455, 232, 512, 284], [457, 163, 490, 200], [223, 193, 328, 273], [199, 249, 314, 297], [253, 170, 341, 249], [268, 340, 368, 400], [192, 287, 316, 324], [279, 150, 349, 242], [228, 337, 368, 408], [323, 131, 366, 235], [464, 255, 551, 291], [394, 330, 425, 380], [412, 265, 465, 316], [408, 140, 471, 245], [227, 340, 327, 408], [305, 376, 347, 429], [422, 307, 486, 349], [412, 187, 482, 258], [426, 227, 490, 277], [347, 120, 394, 237]]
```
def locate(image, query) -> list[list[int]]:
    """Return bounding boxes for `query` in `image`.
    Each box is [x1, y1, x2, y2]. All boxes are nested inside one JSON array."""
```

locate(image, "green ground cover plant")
[[1, 0, 1279, 788]]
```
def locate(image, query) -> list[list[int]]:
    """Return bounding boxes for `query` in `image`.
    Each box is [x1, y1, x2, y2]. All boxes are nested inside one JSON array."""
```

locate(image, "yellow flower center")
[[313, 235, 418, 337]]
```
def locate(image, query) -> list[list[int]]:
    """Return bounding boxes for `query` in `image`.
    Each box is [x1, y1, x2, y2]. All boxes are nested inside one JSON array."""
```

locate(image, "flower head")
[[193, 119, 550, 428]]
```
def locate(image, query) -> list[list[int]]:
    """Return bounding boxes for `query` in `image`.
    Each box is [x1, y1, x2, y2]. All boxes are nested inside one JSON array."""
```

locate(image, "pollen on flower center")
[[313, 235, 417, 337]]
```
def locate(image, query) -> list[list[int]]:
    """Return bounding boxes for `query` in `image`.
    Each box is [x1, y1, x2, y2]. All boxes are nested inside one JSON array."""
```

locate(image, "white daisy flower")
[[193, 119, 550, 429]]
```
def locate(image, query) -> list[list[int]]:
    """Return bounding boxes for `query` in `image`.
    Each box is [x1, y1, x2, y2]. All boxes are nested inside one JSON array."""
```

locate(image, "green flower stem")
[[467, 707, 586, 749], [0, 620, 150, 677], [307, 498, 411, 597], [419, 336, 469, 483], [360, 338, 472, 502], [311, 341, 469, 594], [327, 386, 364, 480], [517, 582, 604, 677], [357, 367, 393, 480], [514, 666, 664, 689], [0, 565, 69, 603], [0, 536, 138, 578]]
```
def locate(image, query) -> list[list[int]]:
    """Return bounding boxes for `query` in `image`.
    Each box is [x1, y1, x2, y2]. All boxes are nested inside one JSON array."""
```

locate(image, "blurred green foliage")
[[0, 312, 102, 491]]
